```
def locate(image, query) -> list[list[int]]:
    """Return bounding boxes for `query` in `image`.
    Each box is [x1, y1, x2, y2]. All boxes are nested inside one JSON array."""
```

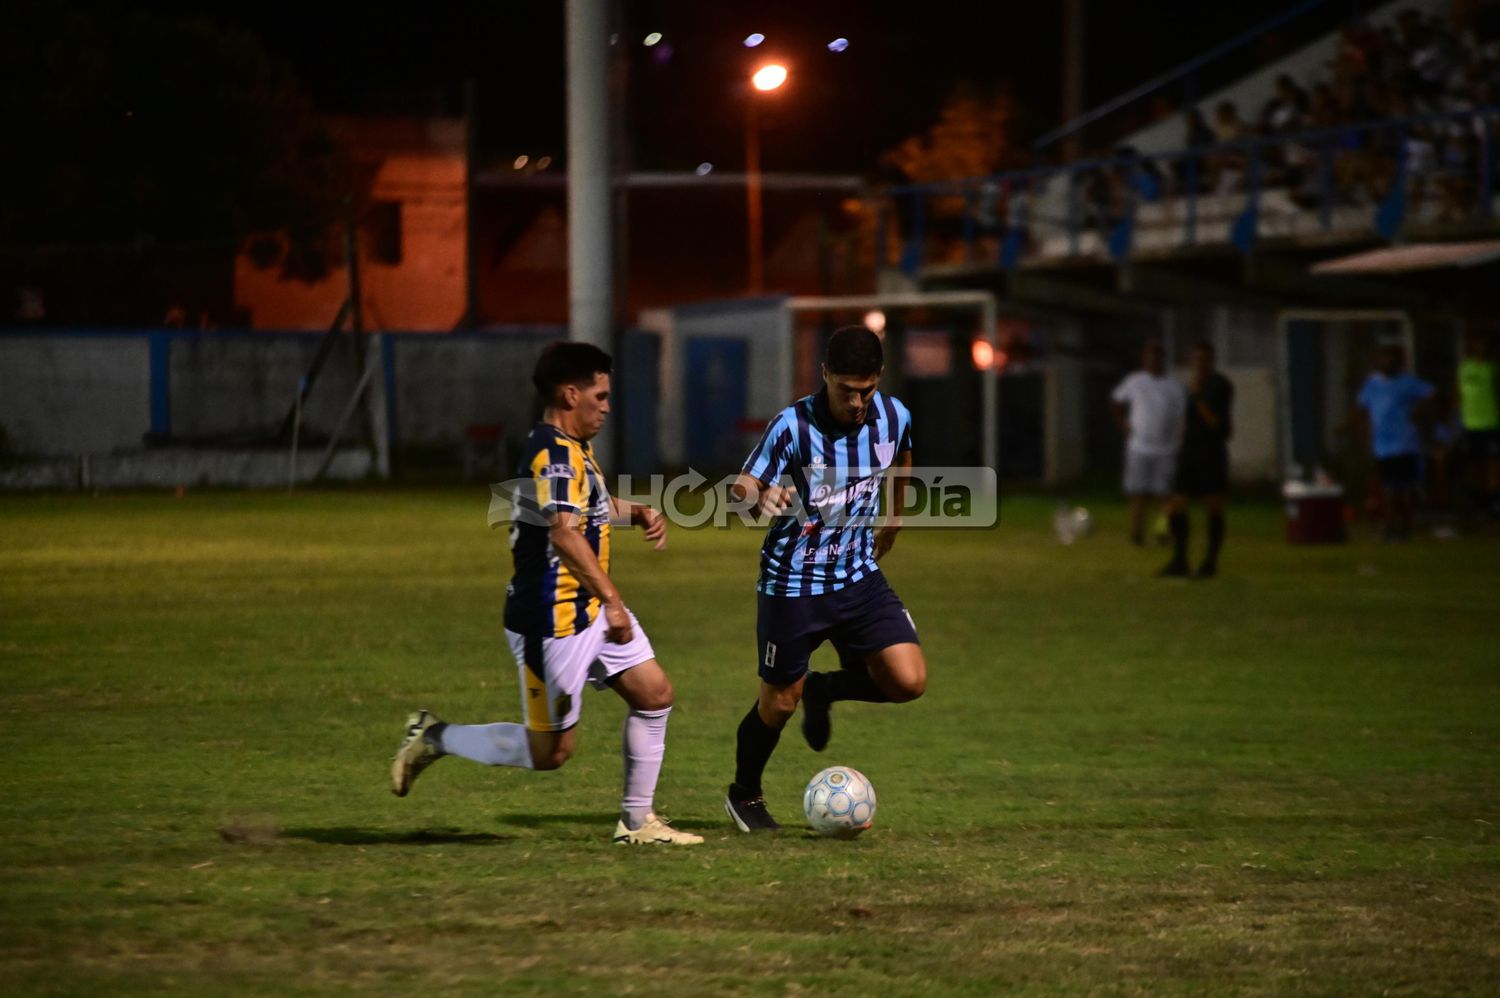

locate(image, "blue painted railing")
[[881, 106, 1500, 275]]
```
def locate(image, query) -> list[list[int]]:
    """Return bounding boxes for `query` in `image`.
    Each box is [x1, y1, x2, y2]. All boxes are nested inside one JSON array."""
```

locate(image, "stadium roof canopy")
[[1310, 240, 1500, 275]]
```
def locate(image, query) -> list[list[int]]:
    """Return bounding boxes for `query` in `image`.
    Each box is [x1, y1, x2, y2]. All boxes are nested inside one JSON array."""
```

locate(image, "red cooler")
[[1283, 482, 1347, 544]]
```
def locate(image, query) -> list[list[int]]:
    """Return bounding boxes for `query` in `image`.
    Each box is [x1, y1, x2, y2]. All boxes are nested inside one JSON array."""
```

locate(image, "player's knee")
[[888, 675, 926, 702], [640, 676, 674, 711], [760, 689, 799, 725], [885, 662, 927, 702]]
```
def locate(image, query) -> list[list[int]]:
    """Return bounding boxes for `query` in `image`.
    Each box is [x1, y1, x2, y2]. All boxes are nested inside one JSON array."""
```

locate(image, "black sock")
[[808, 668, 891, 705], [733, 702, 782, 797], [1205, 512, 1225, 565], [1169, 512, 1189, 564]]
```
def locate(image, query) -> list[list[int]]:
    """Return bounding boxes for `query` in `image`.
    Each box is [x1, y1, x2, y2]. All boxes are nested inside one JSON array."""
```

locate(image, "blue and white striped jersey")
[[741, 388, 913, 597]]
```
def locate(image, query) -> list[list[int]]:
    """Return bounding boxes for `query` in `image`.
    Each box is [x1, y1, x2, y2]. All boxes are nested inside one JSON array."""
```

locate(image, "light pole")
[[746, 63, 787, 295]]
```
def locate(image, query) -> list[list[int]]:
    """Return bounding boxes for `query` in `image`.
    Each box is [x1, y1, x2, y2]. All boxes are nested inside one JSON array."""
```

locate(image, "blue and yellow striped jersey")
[[742, 388, 912, 597], [503, 422, 612, 638]]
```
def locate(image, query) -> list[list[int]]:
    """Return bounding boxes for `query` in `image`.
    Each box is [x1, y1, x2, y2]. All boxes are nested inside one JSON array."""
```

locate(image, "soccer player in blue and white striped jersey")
[[725, 326, 927, 833]]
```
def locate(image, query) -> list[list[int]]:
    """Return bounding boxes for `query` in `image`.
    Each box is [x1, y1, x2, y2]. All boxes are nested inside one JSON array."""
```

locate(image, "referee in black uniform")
[[1162, 340, 1234, 579]]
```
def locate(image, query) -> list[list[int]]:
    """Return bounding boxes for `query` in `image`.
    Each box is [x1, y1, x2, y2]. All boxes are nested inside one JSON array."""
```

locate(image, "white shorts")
[[505, 608, 656, 733], [1123, 449, 1177, 496]]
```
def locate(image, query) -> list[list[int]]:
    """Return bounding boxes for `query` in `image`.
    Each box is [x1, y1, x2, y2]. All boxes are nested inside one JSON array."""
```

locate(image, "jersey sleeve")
[[741, 412, 795, 483], [1410, 376, 1436, 403], [530, 440, 585, 516], [895, 398, 914, 457], [1110, 373, 1135, 405]]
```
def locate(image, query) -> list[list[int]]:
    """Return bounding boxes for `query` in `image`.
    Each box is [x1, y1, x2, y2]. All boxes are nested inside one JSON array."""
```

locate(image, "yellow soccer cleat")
[[390, 709, 446, 797], [612, 812, 704, 845]]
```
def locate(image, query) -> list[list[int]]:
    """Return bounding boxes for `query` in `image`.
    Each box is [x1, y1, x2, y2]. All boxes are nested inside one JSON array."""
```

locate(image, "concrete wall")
[[0, 329, 562, 487], [0, 335, 153, 456], [1222, 365, 1279, 483], [170, 334, 361, 440], [391, 330, 557, 447], [1045, 353, 1088, 484]]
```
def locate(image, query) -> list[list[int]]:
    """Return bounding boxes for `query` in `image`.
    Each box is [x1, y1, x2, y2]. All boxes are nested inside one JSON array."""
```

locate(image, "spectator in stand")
[[1076, 160, 1116, 239], [1261, 74, 1310, 132], [1178, 107, 1217, 194], [1403, 118, 1439, 215], [1185, 106, 1216, 149], [1357, 344, 1434, 542], [1435, 132, 1479, 219], [1410, 14, 1461, 98], [1262, 75, 1311, 187], [1211, 100, 1251, 193], [1116, 145, 1164, 202]]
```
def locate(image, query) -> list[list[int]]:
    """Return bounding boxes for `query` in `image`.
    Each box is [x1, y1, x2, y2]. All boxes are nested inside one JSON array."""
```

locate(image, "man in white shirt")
[[1111, 339, 1188, 546]]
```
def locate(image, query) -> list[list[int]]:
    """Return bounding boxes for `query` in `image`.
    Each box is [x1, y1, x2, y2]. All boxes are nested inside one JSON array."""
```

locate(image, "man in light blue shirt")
[[1357, 345, 1434, 541]]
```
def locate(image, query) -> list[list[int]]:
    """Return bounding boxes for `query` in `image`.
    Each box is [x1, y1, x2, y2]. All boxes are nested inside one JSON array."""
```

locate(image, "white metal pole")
[[566, 0, 613, 466], [981, 296, 999, 474], [289, 378, 303, 492]]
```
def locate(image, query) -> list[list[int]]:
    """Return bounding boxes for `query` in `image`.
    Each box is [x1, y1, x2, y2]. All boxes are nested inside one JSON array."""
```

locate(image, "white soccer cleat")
[[390, 709, 445, 797], [612, 812, 704, 846]]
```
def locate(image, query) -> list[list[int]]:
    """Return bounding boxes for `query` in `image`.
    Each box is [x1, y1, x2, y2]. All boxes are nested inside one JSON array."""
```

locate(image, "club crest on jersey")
[[809, 456, 826, 470], [875, 442, 896, 466]]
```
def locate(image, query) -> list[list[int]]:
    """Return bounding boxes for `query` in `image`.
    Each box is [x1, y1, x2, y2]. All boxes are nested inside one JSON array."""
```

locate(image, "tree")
[[883, 84, 1028, 186], [1, 3, 361, 323], [867, 84, 1031, 268]]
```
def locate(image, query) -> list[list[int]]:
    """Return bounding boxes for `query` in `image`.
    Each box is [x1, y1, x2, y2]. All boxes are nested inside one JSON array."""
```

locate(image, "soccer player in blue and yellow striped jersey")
[[725, 326, 928, 833], [391, 342, 700, 845], [503, 419, 613, 639]]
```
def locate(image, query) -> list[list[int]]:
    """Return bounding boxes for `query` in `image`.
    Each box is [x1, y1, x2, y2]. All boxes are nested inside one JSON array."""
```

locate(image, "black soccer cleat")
[[1194, 560, 1218, 579], [725, 784, 782, 833], [801, 699, 832, 752], [1157, 559, 1190, 578]]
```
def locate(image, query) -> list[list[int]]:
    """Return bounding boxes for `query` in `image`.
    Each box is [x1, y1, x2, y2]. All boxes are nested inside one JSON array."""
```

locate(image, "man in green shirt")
[[1457, 333, 1500, 516]]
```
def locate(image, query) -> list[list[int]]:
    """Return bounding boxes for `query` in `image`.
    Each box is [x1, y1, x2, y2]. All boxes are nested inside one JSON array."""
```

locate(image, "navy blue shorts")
[[757, 572, 919, 685], [1377, 453, 1421, 489]]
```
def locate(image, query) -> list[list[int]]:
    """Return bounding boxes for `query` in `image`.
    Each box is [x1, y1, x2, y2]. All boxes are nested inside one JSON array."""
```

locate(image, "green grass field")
[[2, 489, 1496, 995]]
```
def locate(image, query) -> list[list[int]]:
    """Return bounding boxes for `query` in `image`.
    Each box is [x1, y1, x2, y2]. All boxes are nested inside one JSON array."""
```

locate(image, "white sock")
[[621, 706, 671, 829], [438, 722, 534, 769]]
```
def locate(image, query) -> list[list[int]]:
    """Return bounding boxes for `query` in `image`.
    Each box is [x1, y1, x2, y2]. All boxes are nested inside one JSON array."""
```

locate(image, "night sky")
[[85, 1, 1343, 171]]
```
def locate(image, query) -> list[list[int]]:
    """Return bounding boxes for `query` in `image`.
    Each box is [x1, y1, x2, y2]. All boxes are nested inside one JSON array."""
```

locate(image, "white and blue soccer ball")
[[803, 766, 877, 839]]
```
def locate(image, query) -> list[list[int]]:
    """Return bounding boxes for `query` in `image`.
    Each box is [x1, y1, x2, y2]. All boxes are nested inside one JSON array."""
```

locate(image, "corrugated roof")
[[1310, 240, 1500, 274]]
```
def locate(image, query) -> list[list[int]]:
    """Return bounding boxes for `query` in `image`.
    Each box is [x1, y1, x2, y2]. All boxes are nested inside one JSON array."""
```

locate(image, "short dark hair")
[[1191, 339, 1216, 358], [532, 341, 612, 401], [825, 325, 884, 378]]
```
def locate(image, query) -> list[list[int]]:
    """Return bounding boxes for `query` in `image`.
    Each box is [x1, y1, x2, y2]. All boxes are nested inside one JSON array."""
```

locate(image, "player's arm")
[[730, 473, 796, 519], [733, 415, 798, 519], [874, 448, 911, 561], [549, 511, 632, 643], [609, 496, 667, 550]]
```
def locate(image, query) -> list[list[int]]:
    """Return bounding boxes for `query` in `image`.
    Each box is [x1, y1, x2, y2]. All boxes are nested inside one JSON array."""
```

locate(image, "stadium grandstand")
[[877, 0, 1500, 488]]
